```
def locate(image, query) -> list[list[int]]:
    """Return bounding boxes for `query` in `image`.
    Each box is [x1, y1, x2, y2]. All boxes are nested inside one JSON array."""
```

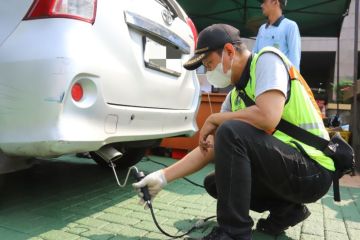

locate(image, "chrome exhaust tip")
[[95, 145, 123, 163]]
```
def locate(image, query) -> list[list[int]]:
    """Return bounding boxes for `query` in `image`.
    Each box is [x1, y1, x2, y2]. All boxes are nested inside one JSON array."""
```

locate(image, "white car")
[[0, 0, 200, 173]]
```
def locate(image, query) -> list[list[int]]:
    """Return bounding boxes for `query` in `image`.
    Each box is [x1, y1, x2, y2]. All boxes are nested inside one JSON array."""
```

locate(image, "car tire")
[[90, 147, 146, 169]]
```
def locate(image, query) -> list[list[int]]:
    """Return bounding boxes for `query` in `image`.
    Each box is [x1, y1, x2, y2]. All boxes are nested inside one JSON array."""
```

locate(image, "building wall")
[[338, 0, 360, 80], [303, 0, 359, 81]]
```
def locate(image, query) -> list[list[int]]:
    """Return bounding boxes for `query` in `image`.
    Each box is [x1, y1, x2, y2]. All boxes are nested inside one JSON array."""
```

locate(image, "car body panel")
[[0, 0, 200, 166], [0, 0, 33, 46]]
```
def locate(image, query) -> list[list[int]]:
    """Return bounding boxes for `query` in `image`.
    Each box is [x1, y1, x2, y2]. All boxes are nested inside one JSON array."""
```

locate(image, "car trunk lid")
[[96, 0, 198, 110]]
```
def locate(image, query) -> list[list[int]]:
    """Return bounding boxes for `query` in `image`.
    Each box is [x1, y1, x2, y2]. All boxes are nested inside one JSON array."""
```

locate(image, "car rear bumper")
[[0, 95, 200, 156]]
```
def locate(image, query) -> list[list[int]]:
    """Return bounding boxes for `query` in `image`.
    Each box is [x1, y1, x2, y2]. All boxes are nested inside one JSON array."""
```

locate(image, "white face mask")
[[205, 51, 233, 88]]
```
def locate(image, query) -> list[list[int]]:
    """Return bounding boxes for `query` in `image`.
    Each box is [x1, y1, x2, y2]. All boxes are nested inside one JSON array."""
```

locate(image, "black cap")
[[183, 24, 242, 70]]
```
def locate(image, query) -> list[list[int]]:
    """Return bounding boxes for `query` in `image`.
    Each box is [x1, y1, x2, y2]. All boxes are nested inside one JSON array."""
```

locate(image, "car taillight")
[[186, 17, 198, 49], [24, 0, 97, 24], [71, 83, 83, 102]]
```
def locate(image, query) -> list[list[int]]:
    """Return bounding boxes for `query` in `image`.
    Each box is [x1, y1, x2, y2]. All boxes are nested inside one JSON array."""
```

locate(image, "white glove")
[[132, 169, 167, 205]]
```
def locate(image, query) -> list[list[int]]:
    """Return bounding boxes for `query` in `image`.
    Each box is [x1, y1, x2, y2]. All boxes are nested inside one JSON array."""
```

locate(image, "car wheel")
[[90, 147, 146, 169]]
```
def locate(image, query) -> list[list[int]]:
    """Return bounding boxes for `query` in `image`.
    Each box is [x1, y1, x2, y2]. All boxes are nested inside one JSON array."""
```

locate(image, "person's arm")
[[164, 142, 214, 182], [286, 21, 301, 70], [199, 53, 288, 153], [133, 137, 215, 203], [199, 90, 285, 152], [220, 90, 285, 130]]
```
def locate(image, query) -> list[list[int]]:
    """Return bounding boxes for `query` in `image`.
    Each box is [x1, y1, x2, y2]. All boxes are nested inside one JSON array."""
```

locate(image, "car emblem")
[[161, 9, 173, 26]]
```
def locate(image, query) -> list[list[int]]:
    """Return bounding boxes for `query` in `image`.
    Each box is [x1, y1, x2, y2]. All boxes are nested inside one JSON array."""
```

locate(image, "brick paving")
[[0, 155, 359, 240]]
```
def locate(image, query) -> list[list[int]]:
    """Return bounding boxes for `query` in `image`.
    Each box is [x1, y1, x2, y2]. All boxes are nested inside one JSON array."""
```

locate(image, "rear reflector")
[[24, 0, 97, 24], [186, 17, 198, 48], [71, 83, 83, 102]]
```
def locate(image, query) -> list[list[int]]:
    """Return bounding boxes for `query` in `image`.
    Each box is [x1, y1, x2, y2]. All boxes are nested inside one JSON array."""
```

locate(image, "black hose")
[[140, 156, 217, 238], [147, 201, 216, 239]]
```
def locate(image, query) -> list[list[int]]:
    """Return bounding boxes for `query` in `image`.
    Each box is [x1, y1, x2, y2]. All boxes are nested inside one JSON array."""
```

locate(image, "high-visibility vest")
[[230, 47, 334, 171]]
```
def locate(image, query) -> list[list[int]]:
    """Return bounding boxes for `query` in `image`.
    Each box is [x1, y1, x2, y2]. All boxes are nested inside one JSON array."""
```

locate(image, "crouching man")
[[133, 24, 334, 240]]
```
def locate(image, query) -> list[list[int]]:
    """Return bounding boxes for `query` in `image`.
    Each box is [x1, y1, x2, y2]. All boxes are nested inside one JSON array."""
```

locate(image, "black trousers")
[[206, 120, 333, 239]]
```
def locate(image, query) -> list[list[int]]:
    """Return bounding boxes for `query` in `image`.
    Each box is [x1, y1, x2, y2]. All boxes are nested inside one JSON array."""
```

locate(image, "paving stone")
[[96, 212, 141, 225], [307, 211, 323, 223], [0, 227, 30, 240], [101, 206, 133, 216], [66, 225, 90, 235], [341, 202, 360, 222], [281, 224, 301, 240], [39, 230, 80, 240], [324, 218, 347, 234], [181, 207, 215, 218], [300, 233, 324, 240], [149, 201, 184, 212], [345, 219, 360, 230], [301, 215, 324, 236], [75, 217, 110, 228], [323, 205, 342, 220], [74, 237, 90, 240], [156, 194, 183, 205], [31, 208, 77, 221], [125, 210, 167, 223], [321, 199, 342, 219], [249, 212, 263, 222], [109, 235, 141, 240], [180, 193, 203, 203], [155, 208, 195, 220], [81, 198, 114, 210], [347, 227, 360, 240], [0, 215, 68, 235], [65, 205, 103, 217], [172, 199, 209, 210], [307, 202, 323, 214], [133, 220, 162, 233], [143, 231, 168, 239], [102, 222, 148, 237], [79, 228, 115, 240], [325, 230, 349, 240]]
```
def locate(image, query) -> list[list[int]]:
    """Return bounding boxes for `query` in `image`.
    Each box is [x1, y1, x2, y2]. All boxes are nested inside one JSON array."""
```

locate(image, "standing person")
[[253, 0, 301, 70], [133, 24, 334, 240]]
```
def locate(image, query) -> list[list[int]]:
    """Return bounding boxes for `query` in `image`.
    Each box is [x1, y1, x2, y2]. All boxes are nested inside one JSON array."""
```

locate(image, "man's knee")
[[215, 120, 254, 143], [204, 171, 217, 199]]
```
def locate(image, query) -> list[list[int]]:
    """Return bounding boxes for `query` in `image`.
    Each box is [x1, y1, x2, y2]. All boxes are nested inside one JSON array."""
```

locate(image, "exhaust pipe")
[[96, 146, 137, 188], [95, 145, 123, 163]]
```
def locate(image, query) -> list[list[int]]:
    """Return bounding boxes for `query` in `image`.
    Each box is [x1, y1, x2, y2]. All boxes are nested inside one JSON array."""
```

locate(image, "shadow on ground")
[[0, 155, 212, 239], [321, 186, 360, 223], [0, 157, 129, 238]]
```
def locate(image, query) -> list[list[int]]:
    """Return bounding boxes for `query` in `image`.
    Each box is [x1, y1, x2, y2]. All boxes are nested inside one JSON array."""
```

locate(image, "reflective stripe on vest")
[[230, 47, 335, 171]]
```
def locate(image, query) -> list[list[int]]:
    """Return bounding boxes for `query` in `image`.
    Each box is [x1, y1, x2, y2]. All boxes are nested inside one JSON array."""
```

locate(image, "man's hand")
[[199, 114, 218, 155], [132, 170, 167, 207]]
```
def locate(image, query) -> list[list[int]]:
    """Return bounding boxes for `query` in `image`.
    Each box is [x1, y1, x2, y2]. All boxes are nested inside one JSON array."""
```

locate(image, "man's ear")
[[224, 43, 235, 57]]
